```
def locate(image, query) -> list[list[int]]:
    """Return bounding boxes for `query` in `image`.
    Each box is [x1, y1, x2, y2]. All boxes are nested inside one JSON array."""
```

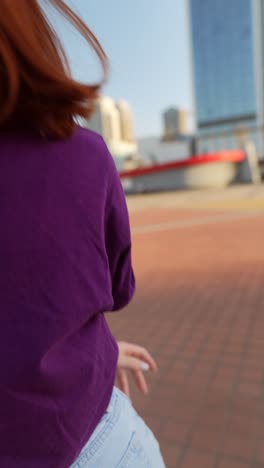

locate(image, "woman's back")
[[0, 127, 134, 467]]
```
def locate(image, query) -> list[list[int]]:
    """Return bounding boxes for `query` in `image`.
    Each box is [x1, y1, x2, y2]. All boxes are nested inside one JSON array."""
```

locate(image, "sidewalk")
[[108, 185, 264, 468]]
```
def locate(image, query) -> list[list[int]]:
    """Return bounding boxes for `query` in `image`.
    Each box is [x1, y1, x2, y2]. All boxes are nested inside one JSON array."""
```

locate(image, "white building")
[[116, 100, 135, 143], [81, 96, 140, 171], [87, 96, 121, 143]]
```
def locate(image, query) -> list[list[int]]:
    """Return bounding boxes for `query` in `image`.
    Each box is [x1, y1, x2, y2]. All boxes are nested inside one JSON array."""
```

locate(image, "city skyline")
[[57, 0, 193, 138]]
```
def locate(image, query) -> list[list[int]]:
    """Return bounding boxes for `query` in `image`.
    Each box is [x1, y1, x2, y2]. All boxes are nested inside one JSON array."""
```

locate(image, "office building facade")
[[189, 0, 264, 156]]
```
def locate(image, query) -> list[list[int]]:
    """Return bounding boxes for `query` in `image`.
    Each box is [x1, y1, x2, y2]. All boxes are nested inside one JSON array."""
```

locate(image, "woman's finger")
[[117, 369, 130, 398], [129, 345, 157, 372], [132, 369, 149, 395], [118, 355, 146, 372], [118, 342, 157, 372]]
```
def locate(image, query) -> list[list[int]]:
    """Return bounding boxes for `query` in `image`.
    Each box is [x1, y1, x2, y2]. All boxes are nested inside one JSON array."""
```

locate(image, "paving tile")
[[161, 421, 191, 445], [179, 449, 215, 468], [198, 407, 229, 430], [237, 382, 263, 398], [228, 414, 263, 438], [218, 459, 251, 468], [161, 444, 182, 468], [221, 434, 257, 460], [190, 427, 223, 451], [256, 444, 264, 464]]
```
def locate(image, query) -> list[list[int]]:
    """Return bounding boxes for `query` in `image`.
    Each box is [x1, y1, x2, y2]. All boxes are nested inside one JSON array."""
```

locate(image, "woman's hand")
[[116, 341, 158, 398]]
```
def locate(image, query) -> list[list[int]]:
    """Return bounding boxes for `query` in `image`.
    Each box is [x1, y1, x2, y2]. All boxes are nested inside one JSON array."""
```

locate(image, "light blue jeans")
[[71, 387, 166, 467]]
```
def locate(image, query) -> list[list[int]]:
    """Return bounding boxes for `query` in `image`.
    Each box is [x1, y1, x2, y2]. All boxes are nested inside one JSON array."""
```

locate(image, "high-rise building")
[[81, 96, 139, 169], [162, 108, 188, 140], [189, 0, 264, 155], [116, 100, 135, 143], [87, 96, 121, 143]]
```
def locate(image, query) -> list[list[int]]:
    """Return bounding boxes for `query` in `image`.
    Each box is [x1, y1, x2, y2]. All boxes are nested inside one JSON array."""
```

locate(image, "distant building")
[[81, 96, 140, 171], [189, 0, 264, 156], [162, 108, 188, 141], [87, 96, 121, 143], [116, 100, 135, 143]]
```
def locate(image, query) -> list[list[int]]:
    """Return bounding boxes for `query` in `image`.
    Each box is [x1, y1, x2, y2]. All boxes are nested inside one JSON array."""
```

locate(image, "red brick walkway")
[[108, 198, 264, 468]]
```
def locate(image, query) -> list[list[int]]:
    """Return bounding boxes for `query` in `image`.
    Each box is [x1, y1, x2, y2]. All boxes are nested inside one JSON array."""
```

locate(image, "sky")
[[56, 0, 193, 138]]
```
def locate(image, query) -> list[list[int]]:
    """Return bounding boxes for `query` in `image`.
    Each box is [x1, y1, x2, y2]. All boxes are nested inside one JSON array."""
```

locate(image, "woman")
[[0, 1, 165, 467]]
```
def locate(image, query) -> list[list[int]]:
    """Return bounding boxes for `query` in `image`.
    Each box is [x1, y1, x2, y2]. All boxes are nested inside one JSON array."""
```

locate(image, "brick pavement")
[[107, 187, 264, 468]]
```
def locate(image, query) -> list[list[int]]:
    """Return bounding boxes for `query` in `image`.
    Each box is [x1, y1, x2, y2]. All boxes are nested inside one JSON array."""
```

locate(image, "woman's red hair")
[[0, 0, 108, 138]]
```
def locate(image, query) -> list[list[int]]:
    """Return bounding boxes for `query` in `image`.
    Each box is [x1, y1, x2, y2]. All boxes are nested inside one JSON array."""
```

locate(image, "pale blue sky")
[[58, 0, 193, 137]]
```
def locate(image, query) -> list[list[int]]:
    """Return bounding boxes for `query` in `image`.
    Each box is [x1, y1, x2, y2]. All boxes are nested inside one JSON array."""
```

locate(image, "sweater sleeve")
[[103, 140, 135, 311]]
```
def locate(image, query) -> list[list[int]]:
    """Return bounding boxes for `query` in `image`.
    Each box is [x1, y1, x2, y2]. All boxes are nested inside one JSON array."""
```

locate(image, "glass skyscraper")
[[189, 0, 264, 154]]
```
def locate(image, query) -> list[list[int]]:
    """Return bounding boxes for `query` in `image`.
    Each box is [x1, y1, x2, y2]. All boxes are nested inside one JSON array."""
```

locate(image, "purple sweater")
[[0, 127, 135, 467]]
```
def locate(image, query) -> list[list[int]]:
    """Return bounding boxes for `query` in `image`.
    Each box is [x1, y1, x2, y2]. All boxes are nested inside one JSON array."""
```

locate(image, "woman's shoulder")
[[70, 126, 113, 169], [56, 126, 118, 188], [72, 126, 105, 150], [64, 126, 103, 158]]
